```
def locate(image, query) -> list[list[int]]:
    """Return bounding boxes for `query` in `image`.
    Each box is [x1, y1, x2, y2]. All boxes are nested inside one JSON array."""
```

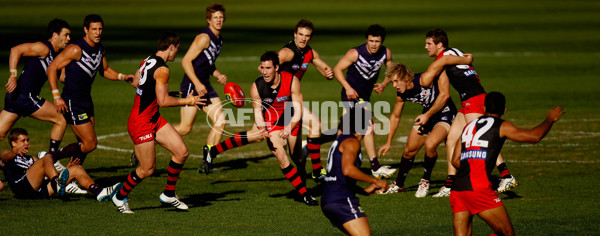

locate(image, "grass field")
[[1, 0, 599, 235]]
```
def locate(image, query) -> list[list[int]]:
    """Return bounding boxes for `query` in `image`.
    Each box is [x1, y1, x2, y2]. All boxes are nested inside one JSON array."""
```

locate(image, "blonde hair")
[[385, 62, 414, 81]]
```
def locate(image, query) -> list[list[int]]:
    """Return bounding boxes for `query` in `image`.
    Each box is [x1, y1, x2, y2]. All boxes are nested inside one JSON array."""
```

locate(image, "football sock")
[[497, 163, 512, 178], [422, 155, 438, 181], [214, 131, 249, 155], [49, 139, 62, 153], [313, 129, 337, 144], [281, 164, 308, 196], [51, 176, 59, 193], [292, 156, 307, 182], [77, 152, 89, 165], [117, 170, 143, 200], [164, 160, 184, 197], [444, 175, 455, 189], [369, 157, 382, 171], [306, 138, 322, 174], [394, 156, 414, 186], [88, 184, 102, 196], [49, 143, 82, 162]]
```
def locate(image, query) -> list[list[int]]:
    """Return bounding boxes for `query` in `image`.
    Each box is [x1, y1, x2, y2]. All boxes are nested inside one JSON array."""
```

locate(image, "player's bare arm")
[[378, 96, 405, 157], [7, 42, 51, 92], [311, 49, 334, 79], [212, 69, 227, 85], [280, 77, 303, 139], [420, 54, 473, 88], [181, 33, 210, 95], [500, 106, 564, 143], [47, 44, 81, 114], [450, 137, 462, 169], [373, 48, 394, 94], [100, 54, 133, 82], [277, 47, 294, 64], [153, 67, 204, 107], [340, 138, 388, 193], [415, 72, 450, 126], [250, 83, 269, 138], [334, 49, 359, 100]]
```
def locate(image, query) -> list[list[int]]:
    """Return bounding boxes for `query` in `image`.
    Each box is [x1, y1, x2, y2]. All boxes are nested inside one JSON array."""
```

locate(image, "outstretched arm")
[[311, 49, 334, 79], [334, 49, 359, 100], [340, 138, 388, 193], [280, 77, 304, 139], [500, 106, 565, 143], [153, 67, 204, 108], [101, 54, 133, 82], [250, 83, 269, 139], [7, 42, 50, 93], [420, 54, 473, 88], [373, 48, 394, 94], [378, 96, 405, 157]]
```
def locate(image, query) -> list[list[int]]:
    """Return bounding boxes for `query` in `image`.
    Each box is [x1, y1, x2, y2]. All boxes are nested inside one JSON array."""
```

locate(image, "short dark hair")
[[158, 31, 180, 51], [295, 19, 313, 33], [260, 51, 280, 67], [206, 2, 225, 19], [426, 28, 449, 48], [484, 92, 506, 116], [47, 18, 70, 39], [8, 128, 28, 148], [338, 105, 372, 135], [84, 14, 103, 29], [365, 24, 386, 42]]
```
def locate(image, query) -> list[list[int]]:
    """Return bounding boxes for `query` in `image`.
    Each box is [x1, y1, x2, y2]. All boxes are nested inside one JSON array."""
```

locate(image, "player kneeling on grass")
[[450, 92, 564, 236], [1, 128, 120, 200], [322, 106, 389, 235], [111, 32, 205, 214]]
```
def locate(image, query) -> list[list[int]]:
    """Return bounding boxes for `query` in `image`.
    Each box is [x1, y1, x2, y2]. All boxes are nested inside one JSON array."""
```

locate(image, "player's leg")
[[112, 140, 154, 213], [434, 112, 466, 197], [155, 122, 190, 210], [303, 107, 326, 179], [453, 211, 474, 236], [389, 128, 425, 192], [174, 106, 199, 136], [415, 124, 449, 198], [29, 100, 67, 152], [69, 120, 97, 154], [477, 206, 515, 236], [63, 163, 118, 201], [0, 110, 20, 141], [203, 97, 226, 145], [288, 125, 306, 182], [342, 217, 371, 236]]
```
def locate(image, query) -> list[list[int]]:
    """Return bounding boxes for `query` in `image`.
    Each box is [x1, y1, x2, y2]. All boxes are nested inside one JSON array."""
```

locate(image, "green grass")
[[1, 0, 599, 235]]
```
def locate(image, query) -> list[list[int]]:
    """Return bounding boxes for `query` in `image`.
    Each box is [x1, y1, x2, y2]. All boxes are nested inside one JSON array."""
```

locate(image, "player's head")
[[47, 18, 71, 50], [365, 24, 385, 54], [158, 31, 181, 61], [386, 63, 415, 93], [294, 19, 313, 49], [484, 92, 506, 116], [425, 28, 448, 57], [259, 51, 280, 83], [206, 2, 225, 30], [83, 14, 103, 44], [7, 128, 29, 149], [338, 105, 373, 137]]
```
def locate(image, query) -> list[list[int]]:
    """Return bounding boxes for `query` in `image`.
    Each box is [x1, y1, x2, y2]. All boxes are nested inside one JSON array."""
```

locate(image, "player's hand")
[[216, 74, 228, 85], [324, 67, 334, 80], [463, 53, 474, 64], [378, 142, 391, 157], [5, 77, 17, 93], [547, 106, 565, 122], [54, 97, 68, 113], [365, 179, 389, 194], [345, 88, 359, 100], [194, 84, 208, 97], [123, 74, 134, 83], [258, 127, 270, 139], [66, 157, 81, 168], [414, 114, 430, 126], [279, 128, 291, 139], [14, 145, 29, 156], [373, 83, 386, 94]]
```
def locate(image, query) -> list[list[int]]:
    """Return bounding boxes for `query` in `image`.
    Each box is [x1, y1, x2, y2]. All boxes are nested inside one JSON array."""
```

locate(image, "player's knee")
[[81, 140, 97, 153], [424, 142, 438, 156], [54, 116, 67, 127], [67, 165, 85, 178], [138, 166, 155, 178], [403, 148, 417, 159], [177, 125, 192, 136]]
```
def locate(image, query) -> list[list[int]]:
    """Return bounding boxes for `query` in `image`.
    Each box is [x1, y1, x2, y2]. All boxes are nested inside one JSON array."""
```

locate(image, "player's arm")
[[7, 42, 51, 93], [334, 49, 359, 100], [281, 77, 303, 139], [154, 67, 204, 107], [47, 44, 81, 113], [311, 49, 334, 80], [1, 150, 18, 164], [378, 96, 405, 157], [374, 48, 395, 94], [451, 137, 462, 169], [212, 69, 227, 85], [500, 106, 564, 143], [250, 83, 269, 138], [100, 54, 133, 82], [182, 33, 210, 95], [415, 72, 451, 126], [420, 54, 473, 88], [277, 47, 294, 65], [340, 138, 388, 193]]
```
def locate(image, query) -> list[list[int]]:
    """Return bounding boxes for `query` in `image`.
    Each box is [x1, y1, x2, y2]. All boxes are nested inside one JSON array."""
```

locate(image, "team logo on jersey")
[[357, 61, 370, 68], [375, 61, 383, 67], [292, 64, 300, 70], [136, 87, 143, 96], [78, 113, 88, 121], [263, 98, 273, 103], [301, 63, 309, 69]]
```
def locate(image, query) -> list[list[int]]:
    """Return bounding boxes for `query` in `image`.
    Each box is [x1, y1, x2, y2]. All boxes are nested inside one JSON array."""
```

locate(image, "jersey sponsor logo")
[[276, 95, 290, 102], [301, 63, 309, 69], [323, 176, 337, 182], [463, 69, 477, 77], [460, 150, 487, 161], [263, 98, 273, 103], [78, 113, 88, 121], [292, 64, 300, 70], [494, 197, 502, 203], [139, 133, 153, 142]]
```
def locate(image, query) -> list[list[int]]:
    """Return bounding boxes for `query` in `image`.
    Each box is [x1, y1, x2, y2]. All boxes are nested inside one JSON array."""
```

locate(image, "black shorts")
[[63, 98, 94, 125], [180, 81, 217, 109], [10, 175, 51, 199], [3, 92, 45, 117], [321, 196, 366, 229], [417, 105, 457, 135]]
